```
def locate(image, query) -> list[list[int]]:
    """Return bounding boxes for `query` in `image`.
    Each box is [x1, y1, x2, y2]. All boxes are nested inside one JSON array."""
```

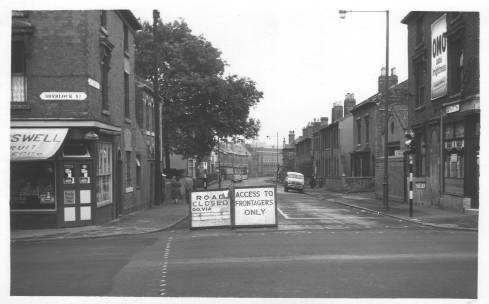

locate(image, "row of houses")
[[284, 11, 479, 213]]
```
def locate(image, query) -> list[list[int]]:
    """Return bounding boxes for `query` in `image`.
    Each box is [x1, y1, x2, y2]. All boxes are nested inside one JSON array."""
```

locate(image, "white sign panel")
[[191, 190, 231, 228], [40, 92, 87, 100], [431, 14, 448, 100], [234, 186, 277, 226], [11, 128, 68, 161]]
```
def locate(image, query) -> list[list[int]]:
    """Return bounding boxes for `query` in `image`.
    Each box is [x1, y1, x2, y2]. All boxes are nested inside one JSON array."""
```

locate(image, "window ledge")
[[97, 201, 112, 208], [102, 109, 110, 116], [11, 103, 31, 111], [414, 104, 426, 112], [449, 92, 462, 100]]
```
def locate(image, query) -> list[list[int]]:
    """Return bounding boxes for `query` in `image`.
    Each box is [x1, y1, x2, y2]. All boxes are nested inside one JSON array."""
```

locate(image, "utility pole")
[[152, 10, 162, 205]]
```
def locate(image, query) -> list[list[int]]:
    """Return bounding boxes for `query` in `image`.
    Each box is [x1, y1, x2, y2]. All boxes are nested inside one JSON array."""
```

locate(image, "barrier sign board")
[[233, 186, 277, 227], [190, 190, 231, 228]]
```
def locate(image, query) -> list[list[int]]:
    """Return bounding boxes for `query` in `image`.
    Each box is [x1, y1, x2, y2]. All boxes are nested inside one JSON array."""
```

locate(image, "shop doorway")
[[60, 161, 93, 227]]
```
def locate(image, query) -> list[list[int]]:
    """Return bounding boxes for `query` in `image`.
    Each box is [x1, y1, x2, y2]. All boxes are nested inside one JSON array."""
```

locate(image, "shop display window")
[[11, 162, 56, 210], [443, 123, 464, 179], [96, 142, 112, 206]]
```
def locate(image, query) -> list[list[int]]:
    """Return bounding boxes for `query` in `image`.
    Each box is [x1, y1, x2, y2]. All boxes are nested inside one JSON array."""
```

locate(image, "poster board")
[[190, 189, 231, 229], [233, 186, 277, 227]]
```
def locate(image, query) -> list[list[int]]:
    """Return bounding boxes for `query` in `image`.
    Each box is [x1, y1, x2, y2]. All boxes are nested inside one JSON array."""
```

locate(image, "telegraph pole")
[[153, 10, 162, 205]]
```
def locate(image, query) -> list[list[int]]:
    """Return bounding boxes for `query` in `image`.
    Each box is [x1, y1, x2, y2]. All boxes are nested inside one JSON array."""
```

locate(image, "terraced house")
[[9, 10, 159, 229], [401, 12, 479, 212]]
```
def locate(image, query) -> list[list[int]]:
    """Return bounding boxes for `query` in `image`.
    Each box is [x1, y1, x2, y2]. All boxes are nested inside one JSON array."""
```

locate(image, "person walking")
[[182, 176, 194, 204], [170, 175, 182, 204]]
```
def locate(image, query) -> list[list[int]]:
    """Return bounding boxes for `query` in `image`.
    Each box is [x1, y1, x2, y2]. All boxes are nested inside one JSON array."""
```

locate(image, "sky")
[[132, 2, 410, 147]]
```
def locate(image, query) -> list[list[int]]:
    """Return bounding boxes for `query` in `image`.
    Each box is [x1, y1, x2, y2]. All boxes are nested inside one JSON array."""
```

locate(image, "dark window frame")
[[124, 72, 130, 118], [414, 60, 427, 107]]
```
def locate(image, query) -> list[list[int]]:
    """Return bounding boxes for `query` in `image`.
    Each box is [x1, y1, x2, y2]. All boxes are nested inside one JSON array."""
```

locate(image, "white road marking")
[[159, 236, 173, 297], [170, 252, 477, 265]]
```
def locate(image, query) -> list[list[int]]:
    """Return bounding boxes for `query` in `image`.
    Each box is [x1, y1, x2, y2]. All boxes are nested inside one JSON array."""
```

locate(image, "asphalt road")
[[10, 177, 478, 298]]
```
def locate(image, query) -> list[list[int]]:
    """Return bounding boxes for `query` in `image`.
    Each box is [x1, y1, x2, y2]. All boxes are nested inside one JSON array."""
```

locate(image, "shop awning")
[[11, 128, 68, 161]]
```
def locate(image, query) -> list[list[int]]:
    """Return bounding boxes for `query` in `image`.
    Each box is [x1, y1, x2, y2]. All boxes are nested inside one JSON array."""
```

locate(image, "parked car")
[[284, 172, 304, 193]]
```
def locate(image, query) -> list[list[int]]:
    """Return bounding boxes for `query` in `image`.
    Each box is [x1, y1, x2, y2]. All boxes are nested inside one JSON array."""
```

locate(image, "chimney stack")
[[331, 102, 344, 122], [343, 93, 356, 116], [320, 117, 328, 126], [378, 66, 398, 93], [288, 131, 295, 144]]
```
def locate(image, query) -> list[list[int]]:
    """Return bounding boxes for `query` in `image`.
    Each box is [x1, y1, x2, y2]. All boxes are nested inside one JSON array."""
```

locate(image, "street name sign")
[[40, 92, 87, 100], [233, 186, 277, 227], [190, 190, 231, 228]]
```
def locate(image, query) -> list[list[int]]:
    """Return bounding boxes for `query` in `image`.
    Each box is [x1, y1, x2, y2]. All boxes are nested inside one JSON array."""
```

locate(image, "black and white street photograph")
[[3, 0, 488, 303]]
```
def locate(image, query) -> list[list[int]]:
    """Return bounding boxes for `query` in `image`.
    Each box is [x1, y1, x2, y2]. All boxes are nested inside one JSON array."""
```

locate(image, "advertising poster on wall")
[[233, 186, 277, 227], [431, 14, 448, 100], [190, 190, 231, 228]]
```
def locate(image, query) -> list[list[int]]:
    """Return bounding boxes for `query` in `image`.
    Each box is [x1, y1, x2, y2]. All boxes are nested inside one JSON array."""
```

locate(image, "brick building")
[[10, 10, 150, 228], [295, 122, 318, 179], [281, 131, 296, 174], [401, 12, 479, 211], [350, 69, 410, 198], [313, 94, 357, 192]]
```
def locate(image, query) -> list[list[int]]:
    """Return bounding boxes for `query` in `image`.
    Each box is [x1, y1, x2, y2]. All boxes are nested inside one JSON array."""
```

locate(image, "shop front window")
[[443, 122, 464, 179], [10, 162, 56, 210], [96, 142, 112, 206]]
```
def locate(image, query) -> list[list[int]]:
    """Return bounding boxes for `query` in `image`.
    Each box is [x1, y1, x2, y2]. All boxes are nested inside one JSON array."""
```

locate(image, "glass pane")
[[455, 123, 464, 138], [444, 125, 454, 139], [10, 162, 56, 210]]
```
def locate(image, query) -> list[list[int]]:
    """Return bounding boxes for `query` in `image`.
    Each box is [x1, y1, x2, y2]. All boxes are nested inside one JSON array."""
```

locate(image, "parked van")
[[284, 172, 304, 193]]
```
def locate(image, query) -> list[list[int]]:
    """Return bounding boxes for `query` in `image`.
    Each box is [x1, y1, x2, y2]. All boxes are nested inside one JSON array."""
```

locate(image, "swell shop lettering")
[[431, 14, 448, 100], [10, 129, 67, 160]]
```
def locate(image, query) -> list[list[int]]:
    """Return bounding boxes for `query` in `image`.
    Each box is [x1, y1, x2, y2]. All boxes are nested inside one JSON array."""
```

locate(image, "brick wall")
[[375, 156, 405, 202]]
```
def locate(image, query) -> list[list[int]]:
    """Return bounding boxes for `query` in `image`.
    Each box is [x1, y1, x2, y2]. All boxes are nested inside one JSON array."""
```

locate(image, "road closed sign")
[[233, 186, 277, 227], [190, 190, 231, 228]]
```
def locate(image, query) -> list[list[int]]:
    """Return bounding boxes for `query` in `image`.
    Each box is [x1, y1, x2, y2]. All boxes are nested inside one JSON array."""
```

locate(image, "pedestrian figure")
[[170, 176, 182, 204], [182, 176, 194, 204], [310, 175, 316, 188], [203, 170, 208, 190]]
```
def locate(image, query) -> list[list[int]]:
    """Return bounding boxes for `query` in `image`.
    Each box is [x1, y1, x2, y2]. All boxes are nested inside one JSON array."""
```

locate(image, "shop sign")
[[233, 186, 277, 227], [64, 165, 74, 184], [64, 190, 75, 204], [445, 103, 460, 114], [415, 182, 426, 189], [88, 78, 100, 89], [450, 154, 458, 162], [40, 92, 87, 101], [11, 128, 68, 161], [79, 164, 90, 184], [394, 150, 404, 157], [431, 14, 448, 100], [191, 190, 231, 228]]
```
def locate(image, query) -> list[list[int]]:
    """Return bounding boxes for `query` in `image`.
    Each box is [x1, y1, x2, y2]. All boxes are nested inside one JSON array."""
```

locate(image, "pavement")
[[10, 180, 477, 242], [305, 187, 478, 232]]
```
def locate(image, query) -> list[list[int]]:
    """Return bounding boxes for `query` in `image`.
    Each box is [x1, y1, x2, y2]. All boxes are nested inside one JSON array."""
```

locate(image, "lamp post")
[[267, 132, 279, 186], [152, 10, 162, 206], [339, 9, 390, 210]]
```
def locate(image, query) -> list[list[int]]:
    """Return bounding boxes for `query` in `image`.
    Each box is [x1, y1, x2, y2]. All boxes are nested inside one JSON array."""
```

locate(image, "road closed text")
[[191, 190, 231, 228]]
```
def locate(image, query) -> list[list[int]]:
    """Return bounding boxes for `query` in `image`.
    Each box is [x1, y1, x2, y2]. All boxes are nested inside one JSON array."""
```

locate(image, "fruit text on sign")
[[191, 190, 231, 228], [234, 187, 277, 226]]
